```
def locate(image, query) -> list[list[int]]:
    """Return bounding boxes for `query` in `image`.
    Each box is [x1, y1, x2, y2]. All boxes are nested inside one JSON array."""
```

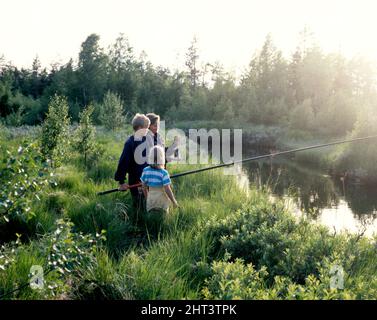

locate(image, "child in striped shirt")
[[140, 145, 178, 212]]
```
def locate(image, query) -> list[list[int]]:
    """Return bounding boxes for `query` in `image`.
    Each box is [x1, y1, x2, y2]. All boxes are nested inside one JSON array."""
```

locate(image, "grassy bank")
[[1, 126, 376, 299]]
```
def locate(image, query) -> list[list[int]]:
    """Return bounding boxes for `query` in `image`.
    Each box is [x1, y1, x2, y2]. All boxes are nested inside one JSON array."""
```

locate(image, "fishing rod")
[[97, 134, 377, 196]]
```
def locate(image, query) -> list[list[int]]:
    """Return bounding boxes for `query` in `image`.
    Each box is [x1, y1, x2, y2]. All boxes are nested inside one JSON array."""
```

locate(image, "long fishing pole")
[[97, 134, 377, 196]]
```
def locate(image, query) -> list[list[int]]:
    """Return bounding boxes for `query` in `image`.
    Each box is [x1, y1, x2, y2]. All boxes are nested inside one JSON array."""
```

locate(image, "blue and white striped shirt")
[[140, 166, 171, 187]]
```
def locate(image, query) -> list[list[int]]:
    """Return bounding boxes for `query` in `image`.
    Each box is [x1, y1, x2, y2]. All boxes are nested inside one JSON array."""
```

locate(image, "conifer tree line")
[[1, 31, 376, 137]]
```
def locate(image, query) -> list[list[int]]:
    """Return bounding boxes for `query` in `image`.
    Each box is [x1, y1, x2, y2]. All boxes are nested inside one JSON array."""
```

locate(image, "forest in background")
[[1, 30, 376, 139]]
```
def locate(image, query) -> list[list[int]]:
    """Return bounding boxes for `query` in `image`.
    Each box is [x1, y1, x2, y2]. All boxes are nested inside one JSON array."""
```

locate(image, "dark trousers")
[[130, 188, 145, 224]]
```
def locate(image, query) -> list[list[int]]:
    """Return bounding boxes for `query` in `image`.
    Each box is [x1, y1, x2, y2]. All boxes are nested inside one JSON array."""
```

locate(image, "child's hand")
[[173, 201, 179, 208]]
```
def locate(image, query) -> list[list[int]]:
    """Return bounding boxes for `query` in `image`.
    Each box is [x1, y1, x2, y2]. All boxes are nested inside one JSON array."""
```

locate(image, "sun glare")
[[1, 0, 377, 70]]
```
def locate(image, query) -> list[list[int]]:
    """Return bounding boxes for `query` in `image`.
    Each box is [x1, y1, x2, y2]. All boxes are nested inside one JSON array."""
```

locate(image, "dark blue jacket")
[[114, 135, 148, 194]]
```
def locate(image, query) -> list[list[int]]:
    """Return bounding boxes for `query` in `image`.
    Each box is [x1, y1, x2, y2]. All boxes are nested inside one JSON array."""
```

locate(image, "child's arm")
[[164, 184, 178, 207]]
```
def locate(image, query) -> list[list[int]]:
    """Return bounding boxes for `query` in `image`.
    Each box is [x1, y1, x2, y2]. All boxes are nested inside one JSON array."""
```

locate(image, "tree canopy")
[[0, 32, 376, 138]]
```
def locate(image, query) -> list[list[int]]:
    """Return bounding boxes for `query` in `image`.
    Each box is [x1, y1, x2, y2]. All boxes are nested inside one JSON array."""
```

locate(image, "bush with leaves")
[[43, 219, 107, 299], [200, 191, 377, 299], [46, 219, 106, 277], [0, 240, 53, 300], [74, 105, 97, 165], [201, 257, 374, 300], [0, 142, 54, 228], [40, 95, 70, 167], [0, 219, 106, 299], [202, 258, 270, 299], [0, 243, 18, 272], [202, 194, 374, 284]]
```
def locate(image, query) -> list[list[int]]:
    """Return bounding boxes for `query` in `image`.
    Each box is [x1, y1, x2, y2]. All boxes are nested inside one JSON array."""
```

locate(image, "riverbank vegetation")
[[1, 125, 376, 300]]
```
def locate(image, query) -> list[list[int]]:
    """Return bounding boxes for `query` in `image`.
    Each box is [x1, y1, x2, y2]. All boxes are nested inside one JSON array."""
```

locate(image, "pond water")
[[242, 156, 377, 237], [187, 132, 377, 236]]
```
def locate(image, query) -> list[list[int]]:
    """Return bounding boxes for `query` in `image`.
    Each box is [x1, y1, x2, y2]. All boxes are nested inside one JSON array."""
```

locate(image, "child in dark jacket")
[[114, 113, 150, 209]]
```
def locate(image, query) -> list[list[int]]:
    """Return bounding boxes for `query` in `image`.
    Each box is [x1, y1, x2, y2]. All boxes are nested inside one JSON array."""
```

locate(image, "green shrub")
[[98, 91, 125, 131], [0, 142, 54, 239], [202, 194, 366, 284], [73, 105, 97, 166], [0, 219, 106, 299], [40, 95, 70, 167], [202, 258, 367, 300]]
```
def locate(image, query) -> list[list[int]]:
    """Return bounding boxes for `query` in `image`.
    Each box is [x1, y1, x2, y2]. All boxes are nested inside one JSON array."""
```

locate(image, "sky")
[[1, 0, 377, 74]]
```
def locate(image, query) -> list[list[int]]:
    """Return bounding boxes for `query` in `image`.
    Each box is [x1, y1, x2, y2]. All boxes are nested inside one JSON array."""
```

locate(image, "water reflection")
[[243, 159, 377, 236]]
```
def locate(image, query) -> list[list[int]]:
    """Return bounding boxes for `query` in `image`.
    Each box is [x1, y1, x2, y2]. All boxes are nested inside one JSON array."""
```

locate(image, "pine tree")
[[77, 34, 108, 105], [185, 37, 200, 91]]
